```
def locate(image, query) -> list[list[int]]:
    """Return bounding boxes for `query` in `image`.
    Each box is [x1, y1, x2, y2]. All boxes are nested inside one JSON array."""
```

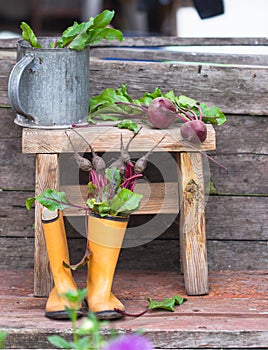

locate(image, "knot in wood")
[[184, 179, 200, 206]]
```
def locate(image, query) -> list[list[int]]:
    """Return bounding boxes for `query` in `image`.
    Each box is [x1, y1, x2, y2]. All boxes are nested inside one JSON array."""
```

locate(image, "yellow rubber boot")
[[42, 208, 83, 319], [86, 214, 128, 320]]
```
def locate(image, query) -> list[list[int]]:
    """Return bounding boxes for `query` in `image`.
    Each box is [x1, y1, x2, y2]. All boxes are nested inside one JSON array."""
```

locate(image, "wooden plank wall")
[[0, 38, 267, 272]]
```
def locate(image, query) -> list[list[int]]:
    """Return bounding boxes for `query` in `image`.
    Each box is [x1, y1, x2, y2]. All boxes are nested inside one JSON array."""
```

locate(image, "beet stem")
[[177, 107, 194, 121], [188, 108, 199, 121], [196, 103, 203, 121], [72, 122, 119, 128], [65, 131, 84, 163], [90, 169, 101, 193], [176, 112, 192, 123], [125, 162, 134, 179], [135, 135, 166, 174], [71, 129, 96, 155], [114, 308, 149, 318], [125, 126, 142, 151], [146, 135, 166, 155], [181, 140, 227, 170], [120, 173, 143, 189], [129, 179, 137, 192], [116, 101, 148, 113], [66, 199, 88, 210]]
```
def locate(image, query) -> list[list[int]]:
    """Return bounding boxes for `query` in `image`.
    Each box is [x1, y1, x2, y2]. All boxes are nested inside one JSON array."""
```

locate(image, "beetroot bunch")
[[63, 129, 165, 218], [89, 85, 226, 145], [147, 96, 207, 143]]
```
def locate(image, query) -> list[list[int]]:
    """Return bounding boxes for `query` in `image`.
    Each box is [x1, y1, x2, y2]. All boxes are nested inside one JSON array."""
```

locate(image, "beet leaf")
[[117, 119, 139, 133], [109, 188, 143, 216], [176, 95, 197, 109], [36, 189, 70, 211], [20, 10, 123, 52], [89, 85, 227, 127], [114, 294, 187, 318], [55, 10, 123, 50], [25, 197, 36, 211], [89, 85, 132, 113], [20, 22, 42, 48], [105, 167, 121, 193], [26, 188, 71, 211], [148, 294, 187, 312], [199, 103, 227, 125]]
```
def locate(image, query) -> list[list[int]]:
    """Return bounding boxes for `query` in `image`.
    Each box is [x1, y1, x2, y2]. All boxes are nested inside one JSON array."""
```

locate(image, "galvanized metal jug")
[[8, 38, 90, 129]]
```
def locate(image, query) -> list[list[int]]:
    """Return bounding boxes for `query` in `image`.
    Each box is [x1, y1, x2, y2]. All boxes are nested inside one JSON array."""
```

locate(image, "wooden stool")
[[22, 124, 216, 297]]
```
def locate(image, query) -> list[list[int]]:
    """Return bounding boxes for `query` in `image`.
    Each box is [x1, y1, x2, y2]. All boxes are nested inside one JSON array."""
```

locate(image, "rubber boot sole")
[[45, 309, 84, 320], [94, 309, 124, 320]]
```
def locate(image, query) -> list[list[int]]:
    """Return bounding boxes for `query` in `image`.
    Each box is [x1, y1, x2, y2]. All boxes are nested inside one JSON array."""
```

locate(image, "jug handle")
[[8, 53, 35, 116]]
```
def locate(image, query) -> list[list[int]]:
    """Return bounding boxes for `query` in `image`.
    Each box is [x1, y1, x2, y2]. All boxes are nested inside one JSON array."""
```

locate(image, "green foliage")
[[88, 182, 98, 196], [90, 86, 163, 114], [176, 95, 197, 109], [89, 85, 132, 114], [89, 85, 227, 126], [109, 188, 143, 216], [87, 198, 110, 216], [105, 167, 121, 193], [199, 103, 227, 125], [56, 20, 94, 49], [117, 119, 139, 133], [86, 175, 143, 218], [20, 22, 42, 48], [148, 294, 187, 312], [174, 95, 226, 125], [26, 188, 69, 211], [26, 166, 143, 218], [48, 336, 74, 349], [21, 10, 123, 51], [48, 313, 107, 349], [0, 331, 7, 349], [25, 197, 36, 210], [64, 289, 87, 305], [36, 189, 69, 211], [47, 289, 108, 350], [55, 10, 123, 51]]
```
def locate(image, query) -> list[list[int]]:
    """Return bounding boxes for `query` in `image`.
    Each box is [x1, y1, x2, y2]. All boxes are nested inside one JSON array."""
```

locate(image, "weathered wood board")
[[1, 36, 268, 48], [0, 190, 34, 238], [21, 124, 216, 153], [89, 60, 268, 116], [209, 154, 268, 194], [91, 47, 268, 65], [1, 269, 268, 349], [1, 236, 267, 271], [1, 191, 267, 241]]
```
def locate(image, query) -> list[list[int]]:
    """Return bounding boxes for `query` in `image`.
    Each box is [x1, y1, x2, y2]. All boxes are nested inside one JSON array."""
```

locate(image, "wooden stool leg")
[[34, 154, 59, 297], [178, 152, 209, 295]]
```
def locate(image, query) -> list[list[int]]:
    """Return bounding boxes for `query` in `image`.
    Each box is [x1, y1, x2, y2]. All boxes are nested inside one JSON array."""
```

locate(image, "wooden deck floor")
[[0, 270, 267, 349]]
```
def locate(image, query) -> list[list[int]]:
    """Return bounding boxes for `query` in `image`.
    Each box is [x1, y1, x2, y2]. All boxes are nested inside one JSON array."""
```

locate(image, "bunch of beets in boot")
[[26, 129, 163, 270], [26, 128, 163, 219]]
